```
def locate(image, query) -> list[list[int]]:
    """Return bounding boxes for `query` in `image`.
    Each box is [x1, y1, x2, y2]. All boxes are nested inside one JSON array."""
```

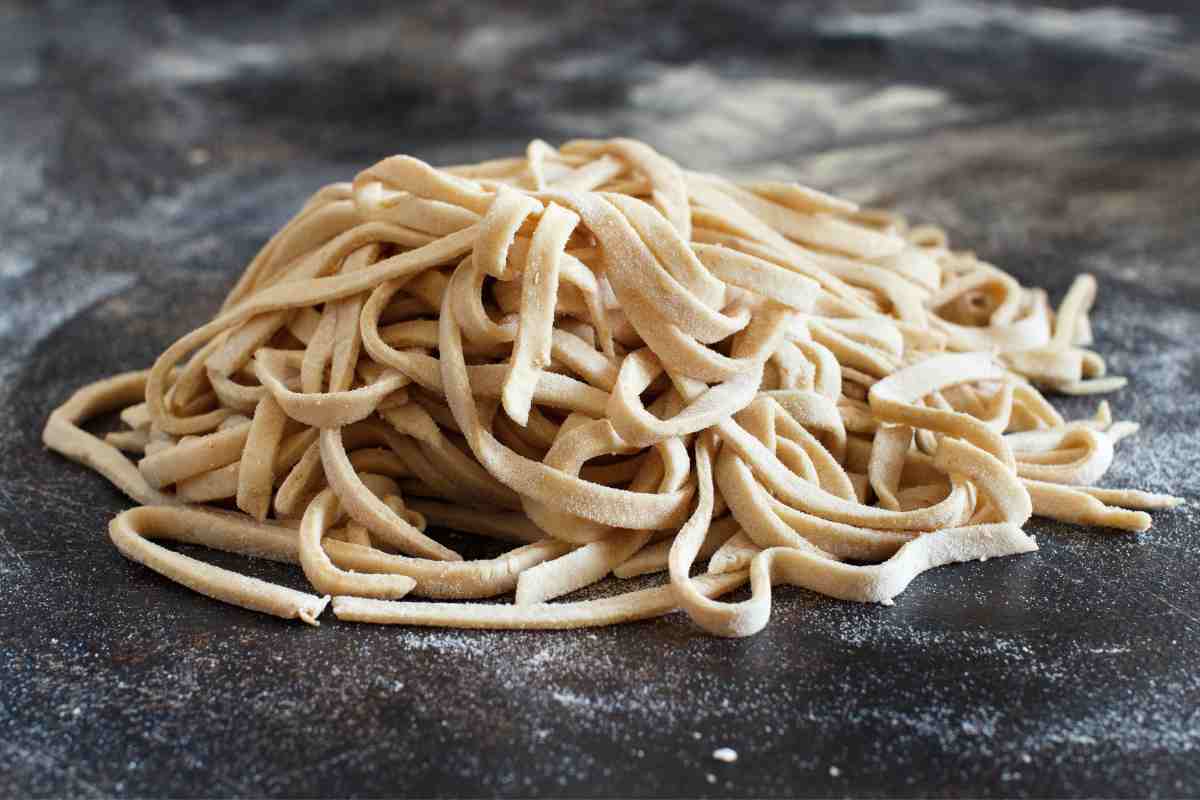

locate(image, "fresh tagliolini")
[[45, 138, 1182, 636]]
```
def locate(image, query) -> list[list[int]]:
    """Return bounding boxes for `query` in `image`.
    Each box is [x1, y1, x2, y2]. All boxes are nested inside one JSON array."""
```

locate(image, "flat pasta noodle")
[[44, 138, 1181, 636]]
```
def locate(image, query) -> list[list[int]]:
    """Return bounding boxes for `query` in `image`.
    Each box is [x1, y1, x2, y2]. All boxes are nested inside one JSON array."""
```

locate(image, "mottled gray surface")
[[2, 1, 1199, 797]]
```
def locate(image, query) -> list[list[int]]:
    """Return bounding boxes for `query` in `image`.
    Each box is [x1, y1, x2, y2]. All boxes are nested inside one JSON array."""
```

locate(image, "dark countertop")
[[2, 2, 1199, 797]]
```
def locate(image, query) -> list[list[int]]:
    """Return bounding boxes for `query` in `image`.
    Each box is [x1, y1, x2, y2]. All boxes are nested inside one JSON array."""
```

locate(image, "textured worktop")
[[2, 2, 1199, 796]]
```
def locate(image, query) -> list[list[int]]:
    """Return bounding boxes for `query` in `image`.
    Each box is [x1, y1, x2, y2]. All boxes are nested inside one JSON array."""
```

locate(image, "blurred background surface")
[[2, 2, 1198, 797]]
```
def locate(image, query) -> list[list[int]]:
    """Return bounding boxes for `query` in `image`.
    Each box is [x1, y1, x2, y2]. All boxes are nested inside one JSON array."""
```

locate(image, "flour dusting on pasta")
[[44, 138, 1181, 636]]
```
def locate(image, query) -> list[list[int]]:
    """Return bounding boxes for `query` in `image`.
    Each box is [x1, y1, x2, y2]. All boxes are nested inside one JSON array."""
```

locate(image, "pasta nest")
[[45, 138, 1180, 635]]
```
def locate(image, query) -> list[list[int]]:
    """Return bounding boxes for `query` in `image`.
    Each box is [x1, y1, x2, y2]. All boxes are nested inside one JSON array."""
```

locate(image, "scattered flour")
[[815, 1, 1187, 73]]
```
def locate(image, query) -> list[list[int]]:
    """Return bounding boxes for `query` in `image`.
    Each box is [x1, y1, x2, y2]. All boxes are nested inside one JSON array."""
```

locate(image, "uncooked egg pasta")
[[44, 138, 1181, 636]]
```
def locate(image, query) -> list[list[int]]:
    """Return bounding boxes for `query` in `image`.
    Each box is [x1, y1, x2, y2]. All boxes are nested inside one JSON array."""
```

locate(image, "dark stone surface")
[[2, 1, 1199, 796]]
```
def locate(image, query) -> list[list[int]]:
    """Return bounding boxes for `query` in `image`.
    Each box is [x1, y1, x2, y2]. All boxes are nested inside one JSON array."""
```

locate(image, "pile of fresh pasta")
[[45, 138, 1181, 636]]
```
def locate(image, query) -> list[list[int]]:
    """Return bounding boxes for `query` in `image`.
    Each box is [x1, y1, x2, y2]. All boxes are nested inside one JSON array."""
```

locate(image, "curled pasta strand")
[[44, 371, 178, 506], [502, 203, 578, 425], [319, 426, 461, 561], [299, 486, 419, 599], [109, 506, 329, 625]]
